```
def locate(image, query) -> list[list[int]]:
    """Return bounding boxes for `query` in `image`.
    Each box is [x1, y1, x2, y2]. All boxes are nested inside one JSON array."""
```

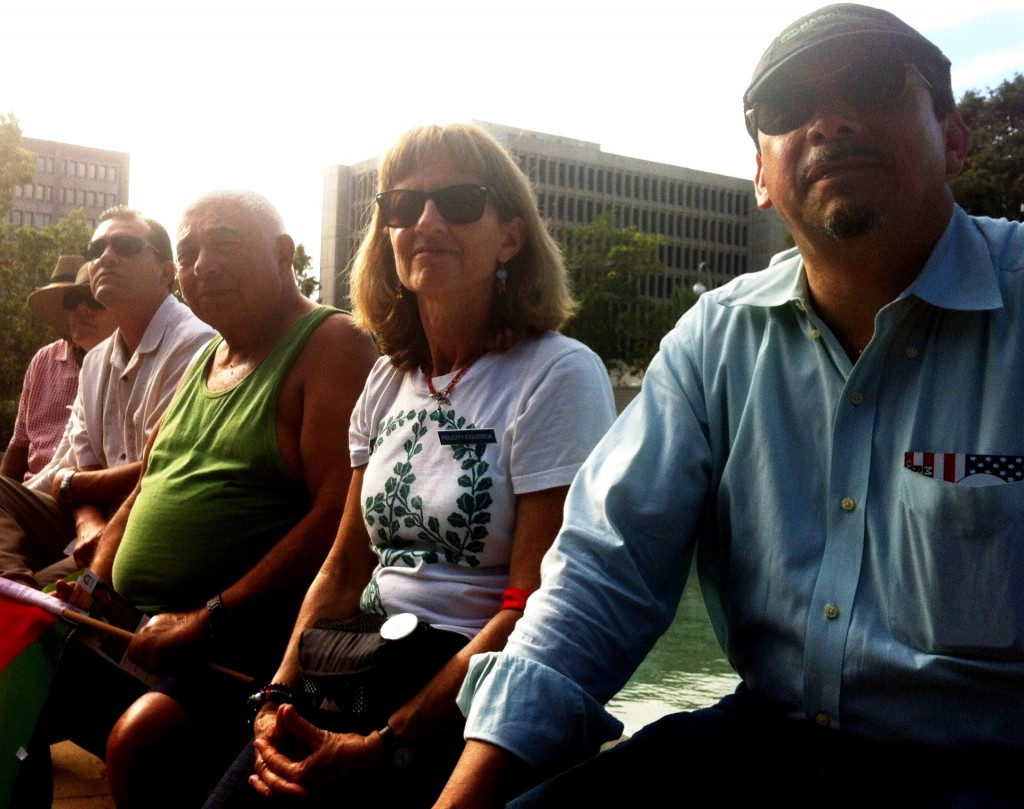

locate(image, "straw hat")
[[27, 255, 92, 338]]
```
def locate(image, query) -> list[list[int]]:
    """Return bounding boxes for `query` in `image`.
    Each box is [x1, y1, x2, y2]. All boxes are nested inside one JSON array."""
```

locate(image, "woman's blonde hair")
[[349, 122, 574, 370]]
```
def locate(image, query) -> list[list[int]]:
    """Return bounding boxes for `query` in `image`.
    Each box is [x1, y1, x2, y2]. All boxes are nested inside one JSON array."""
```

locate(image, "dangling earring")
[[395, 285, 404, 300], [495, 265, 508, 296]]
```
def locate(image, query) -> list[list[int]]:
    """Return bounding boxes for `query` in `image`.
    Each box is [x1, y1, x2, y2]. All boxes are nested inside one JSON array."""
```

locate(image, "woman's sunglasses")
[[62, 290, 104, 311], [84, 234, 163, 262], [746, 58, 931, 137], [375, 185, 492, 228]]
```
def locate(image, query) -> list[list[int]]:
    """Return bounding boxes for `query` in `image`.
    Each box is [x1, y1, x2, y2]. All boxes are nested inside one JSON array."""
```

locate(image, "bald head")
[[175, 189, 299, 336], [180, 190, 285, 245]]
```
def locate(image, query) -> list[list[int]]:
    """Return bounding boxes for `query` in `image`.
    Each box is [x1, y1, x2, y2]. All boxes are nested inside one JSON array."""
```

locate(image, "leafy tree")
[[292, 243, 320, 300], [560, 213, 694, 377], [951, 74, 1024, 221], [0, 116, 92, 445], [0, 114, 34, 222]]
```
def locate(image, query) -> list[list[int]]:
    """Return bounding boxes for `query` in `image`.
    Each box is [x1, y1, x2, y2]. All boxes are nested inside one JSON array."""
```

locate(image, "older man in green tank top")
[[14, 190, 379, 809]]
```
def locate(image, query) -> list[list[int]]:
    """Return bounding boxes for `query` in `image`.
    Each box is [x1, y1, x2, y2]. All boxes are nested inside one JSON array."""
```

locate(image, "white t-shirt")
[[350, 332, 615, 638], [26, 296, 216, 494]]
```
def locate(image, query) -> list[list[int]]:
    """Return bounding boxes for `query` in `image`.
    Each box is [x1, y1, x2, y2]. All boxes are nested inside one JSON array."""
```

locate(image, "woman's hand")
[[249, 703, 385, 798]]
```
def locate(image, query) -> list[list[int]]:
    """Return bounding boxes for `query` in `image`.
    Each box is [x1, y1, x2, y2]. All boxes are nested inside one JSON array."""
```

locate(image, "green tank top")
[[113, 307, 336, 613]]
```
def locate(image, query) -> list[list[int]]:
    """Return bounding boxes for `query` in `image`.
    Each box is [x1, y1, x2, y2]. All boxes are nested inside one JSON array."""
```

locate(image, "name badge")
[[439, 429, 496, 446]]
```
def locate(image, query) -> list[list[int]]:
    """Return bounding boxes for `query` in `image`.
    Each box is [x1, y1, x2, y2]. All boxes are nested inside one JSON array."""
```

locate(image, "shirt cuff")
[[458, 651, 624, 769]]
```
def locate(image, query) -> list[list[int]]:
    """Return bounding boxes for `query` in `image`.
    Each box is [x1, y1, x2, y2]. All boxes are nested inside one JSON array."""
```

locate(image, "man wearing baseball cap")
[[1, 256, 115, 482], [436, 5, 1024, 807]]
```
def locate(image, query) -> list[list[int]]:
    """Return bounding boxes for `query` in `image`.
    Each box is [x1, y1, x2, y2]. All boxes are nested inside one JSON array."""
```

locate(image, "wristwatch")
[[205, 593, 231, 640], [377, 723, 413, 769], [57, 469, 76, 506]]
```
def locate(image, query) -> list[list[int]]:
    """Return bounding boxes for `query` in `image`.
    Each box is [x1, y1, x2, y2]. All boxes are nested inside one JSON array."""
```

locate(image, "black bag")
[[297, 612, 467, 735]]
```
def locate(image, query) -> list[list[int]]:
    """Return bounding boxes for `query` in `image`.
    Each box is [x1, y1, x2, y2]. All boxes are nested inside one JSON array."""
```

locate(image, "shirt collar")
[[902, 206, 1003, 311], [718, 206, 1003, 314], [717, 246, 804, 309], [135, 295, 179, 357], [107, 294, 178, 374]]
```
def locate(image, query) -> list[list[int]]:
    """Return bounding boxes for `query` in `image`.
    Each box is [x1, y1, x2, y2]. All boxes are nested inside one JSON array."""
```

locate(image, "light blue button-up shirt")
[[459, 208, 1024, 768]]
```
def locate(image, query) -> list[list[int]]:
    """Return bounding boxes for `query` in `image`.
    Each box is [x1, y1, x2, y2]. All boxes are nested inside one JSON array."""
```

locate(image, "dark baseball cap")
[[744, 4, 951, 110]]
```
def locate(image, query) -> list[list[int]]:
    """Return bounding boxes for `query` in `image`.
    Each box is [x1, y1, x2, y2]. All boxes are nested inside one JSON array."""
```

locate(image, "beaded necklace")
[[423, 354, 482, 410]]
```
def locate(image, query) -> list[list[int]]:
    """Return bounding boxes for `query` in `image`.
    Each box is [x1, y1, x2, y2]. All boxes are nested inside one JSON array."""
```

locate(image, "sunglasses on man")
[[746, 57, 932, 138], [62, 290, 104, 311], [84, 234, 164, 262], [375, 185, 493, 229]]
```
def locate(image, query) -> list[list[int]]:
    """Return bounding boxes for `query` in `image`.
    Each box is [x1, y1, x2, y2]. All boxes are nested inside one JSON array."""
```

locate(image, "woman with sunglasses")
[[204, 123, 615, 808]]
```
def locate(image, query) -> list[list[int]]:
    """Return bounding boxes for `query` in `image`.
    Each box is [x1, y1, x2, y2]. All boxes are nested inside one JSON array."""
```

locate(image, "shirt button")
[[814, 712, 830, 727], [841, 497, 856, 512], [906, 346, 919, 358], [120, 453, 127, 460], [809, 329, 821, 340], [824, 603, 840, 620], [849, 391, 864, 405]]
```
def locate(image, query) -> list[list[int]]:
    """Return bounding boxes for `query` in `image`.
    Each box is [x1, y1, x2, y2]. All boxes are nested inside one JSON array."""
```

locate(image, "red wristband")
[[501, 587, 531, 611]]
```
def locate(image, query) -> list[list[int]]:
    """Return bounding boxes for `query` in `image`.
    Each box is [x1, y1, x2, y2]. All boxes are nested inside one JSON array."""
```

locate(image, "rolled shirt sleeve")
[[459, 326, 710, 766]]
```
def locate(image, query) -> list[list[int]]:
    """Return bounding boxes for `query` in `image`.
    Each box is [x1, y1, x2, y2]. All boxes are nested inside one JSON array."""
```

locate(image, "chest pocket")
[[889, 470, 1024, 660]]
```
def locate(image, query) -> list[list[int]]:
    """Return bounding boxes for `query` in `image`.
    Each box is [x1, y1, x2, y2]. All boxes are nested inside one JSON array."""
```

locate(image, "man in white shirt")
[[0, 206, 216, 587]]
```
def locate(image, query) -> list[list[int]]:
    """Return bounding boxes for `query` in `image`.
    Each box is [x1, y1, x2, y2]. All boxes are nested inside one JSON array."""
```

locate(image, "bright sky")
[[3, 1, 1022, 268]]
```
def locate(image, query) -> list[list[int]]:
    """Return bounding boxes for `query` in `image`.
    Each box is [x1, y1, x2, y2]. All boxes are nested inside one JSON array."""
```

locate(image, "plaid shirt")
[[8, 340, 79, 480]]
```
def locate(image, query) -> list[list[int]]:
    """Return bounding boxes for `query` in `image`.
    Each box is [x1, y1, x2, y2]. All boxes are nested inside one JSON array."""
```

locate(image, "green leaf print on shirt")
[[364, 406, 493, 569], [430, 408, 492, 566], [368, 409, 418, 456], [365, 409, 431, 568]]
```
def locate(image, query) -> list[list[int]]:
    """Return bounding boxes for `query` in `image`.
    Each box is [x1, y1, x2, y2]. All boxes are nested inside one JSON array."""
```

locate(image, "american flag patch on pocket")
[[904, 452, 1024, 485]]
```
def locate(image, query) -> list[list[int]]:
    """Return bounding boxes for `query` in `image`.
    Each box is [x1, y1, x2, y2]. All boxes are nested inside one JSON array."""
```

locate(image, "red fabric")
[[0, 593, 59, 670], [501, 587, 532, 612]]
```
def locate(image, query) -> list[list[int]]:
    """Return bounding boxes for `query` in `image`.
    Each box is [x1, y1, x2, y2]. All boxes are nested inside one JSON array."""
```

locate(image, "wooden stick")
[[0, 577, 254, 684], [60, 609, 254, 683]]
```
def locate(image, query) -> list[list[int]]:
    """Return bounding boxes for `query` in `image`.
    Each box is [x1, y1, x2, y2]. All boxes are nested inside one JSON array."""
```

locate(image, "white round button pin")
[[380, 612, 419, 640]]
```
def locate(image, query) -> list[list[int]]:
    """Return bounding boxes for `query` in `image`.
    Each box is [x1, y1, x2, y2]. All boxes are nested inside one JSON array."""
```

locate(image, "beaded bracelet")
[[248, 683, 294, 718]]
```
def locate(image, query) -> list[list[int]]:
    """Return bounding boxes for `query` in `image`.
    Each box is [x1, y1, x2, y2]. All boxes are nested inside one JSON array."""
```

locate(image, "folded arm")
[[252, 484, 571, 799], [53, 463, 142, 511]]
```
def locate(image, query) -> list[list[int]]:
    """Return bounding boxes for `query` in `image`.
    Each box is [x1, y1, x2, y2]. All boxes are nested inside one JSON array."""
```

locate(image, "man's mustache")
[[802, 141, 889, 181]]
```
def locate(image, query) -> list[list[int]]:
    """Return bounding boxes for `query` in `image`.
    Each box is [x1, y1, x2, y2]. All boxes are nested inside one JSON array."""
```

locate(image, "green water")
[[607, 581, 740, 735]]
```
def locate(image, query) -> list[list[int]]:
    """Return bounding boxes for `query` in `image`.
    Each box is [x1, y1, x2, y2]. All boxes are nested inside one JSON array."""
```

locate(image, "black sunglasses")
[[375, 184, 492, 228], [62, 290, 104, 311], [84, 234, 163, 262], [746, 58, 931, 137]]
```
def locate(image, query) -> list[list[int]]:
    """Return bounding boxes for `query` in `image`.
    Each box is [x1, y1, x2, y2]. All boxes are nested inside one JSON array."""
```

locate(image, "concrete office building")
[[321, 122, 790, 309], [9, 137, 129, 229]]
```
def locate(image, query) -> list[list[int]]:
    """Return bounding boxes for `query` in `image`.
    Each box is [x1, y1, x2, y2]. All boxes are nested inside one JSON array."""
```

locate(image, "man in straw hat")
[[437, 5, 1024, 807], [0, 207, 215, 588], [1, 256, 115, 482]]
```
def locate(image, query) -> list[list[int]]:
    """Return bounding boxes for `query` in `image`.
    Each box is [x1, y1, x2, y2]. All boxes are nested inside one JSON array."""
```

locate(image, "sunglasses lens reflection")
[[84, 235, 148, 261], [436, 186, 489, 224], [751, 58, 914, 136], [377, 186, 489, 228], [386, 191, 426, 228], [843, 63, 908, 108], [62, 292, 103, 311]]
